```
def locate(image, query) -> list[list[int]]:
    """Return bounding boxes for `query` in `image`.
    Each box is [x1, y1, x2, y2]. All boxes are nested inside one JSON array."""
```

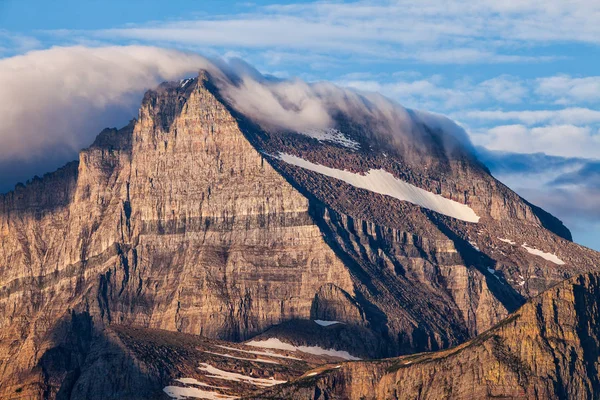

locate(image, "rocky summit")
[[1, 71, 599, 399]]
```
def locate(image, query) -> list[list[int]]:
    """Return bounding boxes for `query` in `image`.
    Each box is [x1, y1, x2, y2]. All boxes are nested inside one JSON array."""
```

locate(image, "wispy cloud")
[[459, 108, 600, 125], [0, 30, 41, 55], [0, 45, 473, 193], [336, 74, 528, 111], [35, 0, 600, 65], [471, 124, 600, 159], [536, 75, 600, 104]]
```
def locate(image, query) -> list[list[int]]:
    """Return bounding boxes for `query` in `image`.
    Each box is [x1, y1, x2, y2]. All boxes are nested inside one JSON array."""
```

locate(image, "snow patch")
[[204, 351, 279, 364], [214, 345, 301, 360], [277, 153, 479, 223], [522, 244, 565, 265], [245, 338, 361, 361], [498, 238, 516, 245], [314, 320, 342, 327], [175, 378, 224, 388], [469, 241, 480, 251], [163, 386, 237, 400], [298, 128, 360, 149], [198, 363, 286, 387]]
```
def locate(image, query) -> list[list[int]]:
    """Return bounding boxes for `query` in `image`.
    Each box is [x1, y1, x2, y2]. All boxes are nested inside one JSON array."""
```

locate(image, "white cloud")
[[536, 75, 600, 104], [0, 30, 41, 55], [336, 74, 527, 111], [411, 48, 554, 64], [43, 0, 596, 65], [472, 124, 600, 158], [0, 46, 211, 161], [477, 76, 528, 104], [460, 108, 600, 125], [0, 45, 473, 170]]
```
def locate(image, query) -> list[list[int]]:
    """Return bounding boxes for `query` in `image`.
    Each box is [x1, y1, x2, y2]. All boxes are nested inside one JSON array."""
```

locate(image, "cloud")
[[479, 148, 600, 249], [410, 49, 554, 64], [214, 60, 473, 151], [0, 45, 474, 192], [536, 75, 600, 104], [40, 0, 598, 65], [476, 146, 587, 175], [477, 76, 528, 104], [460, 108, 600, 125], [0, 30, 41, 55], [336, 74, 527, 111], [0, 46, 212, 162], [472, 124, 600, 158], [0, 46, 211, 191], [550, 161, 600, 189]]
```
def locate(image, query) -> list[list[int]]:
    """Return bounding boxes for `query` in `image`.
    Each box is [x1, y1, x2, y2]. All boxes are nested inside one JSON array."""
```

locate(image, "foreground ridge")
[[252, 270, 600, 399]]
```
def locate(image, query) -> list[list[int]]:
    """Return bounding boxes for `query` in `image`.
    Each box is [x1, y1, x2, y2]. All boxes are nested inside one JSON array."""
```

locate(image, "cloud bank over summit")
[[0, 45, 212, 191], [0, 46, 210, 161], [0, 45, 472, 192], [214, 61, 473, 153]]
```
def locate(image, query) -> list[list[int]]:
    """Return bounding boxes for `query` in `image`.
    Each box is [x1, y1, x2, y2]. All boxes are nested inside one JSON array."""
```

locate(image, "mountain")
[[1, 71, 599, 399], [255, 270, 600, 399]]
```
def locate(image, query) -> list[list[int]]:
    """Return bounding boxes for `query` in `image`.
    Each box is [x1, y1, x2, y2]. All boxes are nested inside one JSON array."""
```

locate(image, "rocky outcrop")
[[252, 270, 600, 399]]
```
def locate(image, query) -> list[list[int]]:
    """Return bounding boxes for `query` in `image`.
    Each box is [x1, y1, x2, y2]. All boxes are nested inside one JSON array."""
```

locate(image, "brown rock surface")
[[1, 71, 600, 399], [0, 74, 355, 397], [251, 270, 600, 399]]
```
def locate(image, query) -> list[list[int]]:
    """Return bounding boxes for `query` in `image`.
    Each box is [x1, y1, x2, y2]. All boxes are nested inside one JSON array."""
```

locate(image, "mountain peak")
[[0, 74, 598, 399]]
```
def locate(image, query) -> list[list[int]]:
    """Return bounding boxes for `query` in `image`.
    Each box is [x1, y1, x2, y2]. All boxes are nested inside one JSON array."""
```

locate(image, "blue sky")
[[1, 0, 600, 249]]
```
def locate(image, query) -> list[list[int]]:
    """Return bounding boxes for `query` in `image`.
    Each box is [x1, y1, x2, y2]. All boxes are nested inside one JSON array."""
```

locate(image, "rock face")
[[256, 270, 600, 399], [0, 74, 355, 397], [229, 78, 600, 354], [0, 72, 599, 399]]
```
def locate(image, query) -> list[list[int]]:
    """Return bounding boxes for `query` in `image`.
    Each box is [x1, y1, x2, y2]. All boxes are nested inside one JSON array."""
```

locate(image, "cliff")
[[0, 71, 599, 399], [255, 270, 600, 399]]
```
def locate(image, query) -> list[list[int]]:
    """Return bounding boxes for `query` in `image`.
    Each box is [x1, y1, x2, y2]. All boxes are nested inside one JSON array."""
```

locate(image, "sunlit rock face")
[[256, 271, 600, 400], [1, 72, 600, 399]]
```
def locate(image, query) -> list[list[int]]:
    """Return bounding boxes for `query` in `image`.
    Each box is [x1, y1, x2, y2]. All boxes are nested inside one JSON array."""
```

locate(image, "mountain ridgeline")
[[0, 72, 599, 399]]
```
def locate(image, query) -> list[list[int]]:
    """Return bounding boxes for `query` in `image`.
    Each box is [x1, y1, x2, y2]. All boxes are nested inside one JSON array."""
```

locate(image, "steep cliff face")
[[1, 71, 600, 399], [0, 74, 357, 397], [256, 270, 600, 399]]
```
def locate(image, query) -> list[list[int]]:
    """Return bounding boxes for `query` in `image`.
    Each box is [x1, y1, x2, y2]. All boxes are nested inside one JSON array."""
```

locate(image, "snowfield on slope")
[[163, 385, 237, 400], [214, 345, 301, 360], [498, 238, 516, 245], [204, 350, 280, 364], [245, 337, 361, 361], [277, 153, 479, 223], [198, 363, 287, 387], [522, 244, 565, 265]]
